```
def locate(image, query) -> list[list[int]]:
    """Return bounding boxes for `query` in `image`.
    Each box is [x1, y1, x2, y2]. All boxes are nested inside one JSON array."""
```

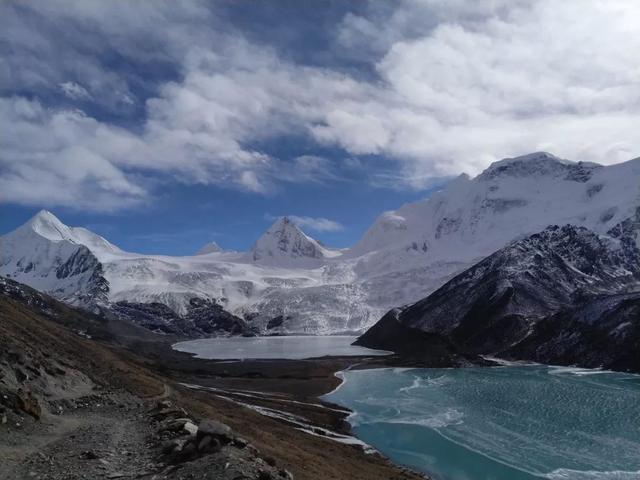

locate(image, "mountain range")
[[2, 152, 639, 338]]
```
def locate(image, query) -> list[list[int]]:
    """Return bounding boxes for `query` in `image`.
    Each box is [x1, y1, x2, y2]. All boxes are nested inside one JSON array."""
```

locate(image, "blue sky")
[[1, 1, 638, 254], [0, 179, 444, 254]]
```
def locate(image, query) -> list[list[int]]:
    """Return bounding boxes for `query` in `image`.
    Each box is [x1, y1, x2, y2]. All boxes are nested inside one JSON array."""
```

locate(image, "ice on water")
[[173, 335, 391, 360], [324, 365, 640, 480]]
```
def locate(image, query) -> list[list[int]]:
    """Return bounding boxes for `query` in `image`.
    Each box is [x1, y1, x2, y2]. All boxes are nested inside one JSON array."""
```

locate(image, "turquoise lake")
[[323, 365, 640, 480]]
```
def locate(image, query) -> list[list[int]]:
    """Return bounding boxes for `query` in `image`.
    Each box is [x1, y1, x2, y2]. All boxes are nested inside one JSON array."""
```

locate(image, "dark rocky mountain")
[[357, 213, 640, 372], [504, 291, 640, 372], [352, 308, 488, 367], [108, 297, 252, 337]]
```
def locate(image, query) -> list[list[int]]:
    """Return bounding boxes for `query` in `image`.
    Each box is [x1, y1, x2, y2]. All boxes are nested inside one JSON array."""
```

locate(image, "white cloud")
[[289, 216, 344, 232], [263, 213, 343, 232], [1, 0, 639, 210], [59, 81, 92, 100], [145, 0, 640, 182], [0, 97, 146, 211], [322, 0, 640, 179]]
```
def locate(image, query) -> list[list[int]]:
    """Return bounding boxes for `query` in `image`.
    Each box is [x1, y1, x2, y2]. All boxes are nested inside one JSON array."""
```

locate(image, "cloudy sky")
[[1, 0, 638, 253]]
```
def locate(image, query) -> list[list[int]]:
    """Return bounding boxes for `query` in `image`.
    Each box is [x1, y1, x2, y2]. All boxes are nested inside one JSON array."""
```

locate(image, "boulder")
[[183, 421, 198, 436], [161, 439, 184, 455], [157, 417, 194, 433], [197, 420, 232, 443]]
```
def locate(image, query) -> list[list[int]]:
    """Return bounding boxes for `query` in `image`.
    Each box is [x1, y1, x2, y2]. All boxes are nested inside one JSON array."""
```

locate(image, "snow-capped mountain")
[[195, 241, 224, 255], [350, 152, 637, 271], [0, 210, 110, 306], [1, 152, 638, 336], [249, 217, 335, 265], [356, 211, 640, 371]]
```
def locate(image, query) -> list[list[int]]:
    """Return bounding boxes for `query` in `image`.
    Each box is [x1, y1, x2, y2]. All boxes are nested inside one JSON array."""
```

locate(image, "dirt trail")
[[1, 392, 157, 480]]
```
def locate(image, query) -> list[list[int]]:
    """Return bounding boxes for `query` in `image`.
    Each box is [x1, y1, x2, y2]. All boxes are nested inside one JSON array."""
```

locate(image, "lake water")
[[323, 365, 640, 480], [172, 335, 391, 360]]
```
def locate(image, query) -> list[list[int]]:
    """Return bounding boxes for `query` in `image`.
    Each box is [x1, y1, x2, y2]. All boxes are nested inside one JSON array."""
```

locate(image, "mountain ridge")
[[2, 152, 638, 336]]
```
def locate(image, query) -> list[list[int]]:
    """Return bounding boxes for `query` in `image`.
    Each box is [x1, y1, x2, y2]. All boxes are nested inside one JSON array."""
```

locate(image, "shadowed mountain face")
[[108, 297, 250, 337], [357, 213, 640, 372], [504, 292, 640, 372]]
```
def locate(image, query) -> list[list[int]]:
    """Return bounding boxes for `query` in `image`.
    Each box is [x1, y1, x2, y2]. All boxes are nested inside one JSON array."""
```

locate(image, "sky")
[[1, 0, 639, 254]]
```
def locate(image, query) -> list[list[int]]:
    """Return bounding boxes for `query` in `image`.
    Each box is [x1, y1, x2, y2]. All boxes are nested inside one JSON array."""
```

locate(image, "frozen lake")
[[324, 365, 640, 480], [172, 335, 392, 360]]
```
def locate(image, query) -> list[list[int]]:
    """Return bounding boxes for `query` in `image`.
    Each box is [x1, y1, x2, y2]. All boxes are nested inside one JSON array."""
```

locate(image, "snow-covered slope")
[[2, 153, 638, 335], [351, 152, 638, 272]]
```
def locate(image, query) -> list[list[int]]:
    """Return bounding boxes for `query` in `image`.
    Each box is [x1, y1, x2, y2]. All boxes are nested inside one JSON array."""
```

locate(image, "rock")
[[150, 406, 189, 421], [16, 389, 41, 419], [183, 421, 198, 436], [197, 420, 232, 443], [152, 400, 172, 411], [161, 439, 183, 455], [44, 365, 67, 377], [258, 470, 275, 480], [81, 450, 100, 460], [178, 441, 197, 462], [232, 437, 249, 449], [14, 368, 28, 383], [197, 435, 221, 454], [8, 351, 25, 364], [197, 435, 211, 452], [264, 456, 277, 467], [279, 469, 294, 479], [157, 417, 197, 434]]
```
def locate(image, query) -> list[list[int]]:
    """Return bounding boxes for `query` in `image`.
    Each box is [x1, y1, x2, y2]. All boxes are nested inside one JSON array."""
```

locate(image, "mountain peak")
[[25, 209, 72, 241], [250, 217, 326, 263], [8, 209, 121, 255], [264, 216, 301, 235], [479, 152, 602, 182], [273, 216, 294, 228], [195, 241, 223, 255]]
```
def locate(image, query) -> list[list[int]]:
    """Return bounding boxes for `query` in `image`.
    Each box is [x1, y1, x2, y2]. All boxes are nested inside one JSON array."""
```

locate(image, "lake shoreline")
[[134, 337, 451, 479], [150, 334, 498, 478]]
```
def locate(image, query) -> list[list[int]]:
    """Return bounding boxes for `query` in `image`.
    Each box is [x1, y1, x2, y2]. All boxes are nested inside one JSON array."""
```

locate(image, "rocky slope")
[[108, 297, 251, 337], [357, 212, 640, 372], [0, 276, 425, 480], [0, 277, 297, 480], [504, 291, 640, 372], [2, 152, 638, 336]]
